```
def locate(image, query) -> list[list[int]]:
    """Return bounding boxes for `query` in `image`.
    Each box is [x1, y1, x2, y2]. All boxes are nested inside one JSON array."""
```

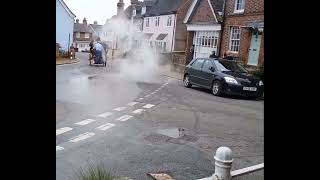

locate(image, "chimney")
[[117, 0, 124, 16], [94, 21, 98, 25], [76, 19, 79, 23], [83, 18, 87, 25]]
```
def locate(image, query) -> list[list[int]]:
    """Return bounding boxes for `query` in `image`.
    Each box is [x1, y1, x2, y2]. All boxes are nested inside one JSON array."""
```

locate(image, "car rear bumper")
[[222, 83, 264, 98]]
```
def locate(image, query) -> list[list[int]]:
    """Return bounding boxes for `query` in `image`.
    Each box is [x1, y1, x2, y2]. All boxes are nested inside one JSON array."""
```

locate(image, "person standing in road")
[[94, 41, 104, 64]]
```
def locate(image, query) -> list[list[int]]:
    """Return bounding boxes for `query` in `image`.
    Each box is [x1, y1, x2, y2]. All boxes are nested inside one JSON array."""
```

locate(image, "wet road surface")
[[56, 53, 264, 180]]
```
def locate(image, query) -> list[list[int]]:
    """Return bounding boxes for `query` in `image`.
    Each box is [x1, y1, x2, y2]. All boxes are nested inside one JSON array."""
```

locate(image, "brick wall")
[[220, 0, 264, 66], [225, 0, 264, 16], [191, 0, 216, 22], [174, 0, 193, 51]]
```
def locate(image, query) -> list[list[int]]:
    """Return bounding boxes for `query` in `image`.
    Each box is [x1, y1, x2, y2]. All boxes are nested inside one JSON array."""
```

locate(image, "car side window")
[[202, 60, 214, 72], [192, 59, 204, 70]]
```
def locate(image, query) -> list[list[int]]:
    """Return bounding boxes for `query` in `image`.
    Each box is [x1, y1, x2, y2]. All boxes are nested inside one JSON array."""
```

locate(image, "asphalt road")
[[56, 53, 264, 180]]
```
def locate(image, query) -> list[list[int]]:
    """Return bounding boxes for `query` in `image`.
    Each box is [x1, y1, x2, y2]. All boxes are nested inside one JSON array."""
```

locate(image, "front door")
[[247, 32, 262, 66]]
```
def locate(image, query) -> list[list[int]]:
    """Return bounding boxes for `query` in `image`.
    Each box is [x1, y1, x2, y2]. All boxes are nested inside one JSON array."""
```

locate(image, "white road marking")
[[56, 127, 73, 136], [138, 98, 144, 100], [113, 107, 127, 111], [97, 112, 113, 118], [132, 109, 145, 114], [145, 95, 151, 97], [69, 132, 95, 142], [151, 92, 156, 94], [127, 102, 138, 106], [116, 115, 133, 122], [56, 146, 64, 151], [96, 123, 115, 131], [143, 104, 155, 109], [75, 119, 96, 126]]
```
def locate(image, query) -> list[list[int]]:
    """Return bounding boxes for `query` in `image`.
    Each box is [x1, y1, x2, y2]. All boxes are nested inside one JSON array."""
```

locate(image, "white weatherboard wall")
[[143, 14, 176, 52], [56, 0, 75, 50]]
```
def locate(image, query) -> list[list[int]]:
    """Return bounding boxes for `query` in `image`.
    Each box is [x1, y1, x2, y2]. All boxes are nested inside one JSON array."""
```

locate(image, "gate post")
[[213, 146, 233, 180]]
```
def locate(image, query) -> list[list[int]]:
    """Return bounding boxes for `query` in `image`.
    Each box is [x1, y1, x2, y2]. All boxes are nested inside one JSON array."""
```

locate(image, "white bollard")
[[213, 146, 234, 180]]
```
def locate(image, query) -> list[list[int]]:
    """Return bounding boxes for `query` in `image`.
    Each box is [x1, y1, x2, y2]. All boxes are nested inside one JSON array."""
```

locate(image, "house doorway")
[[247, 31, 262, 66], [193, 31, 219, 59]]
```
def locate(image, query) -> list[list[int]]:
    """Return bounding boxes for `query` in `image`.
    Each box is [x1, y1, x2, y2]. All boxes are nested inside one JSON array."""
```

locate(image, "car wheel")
[[183, 75, 192, 88], [212, 81, 222, 96]]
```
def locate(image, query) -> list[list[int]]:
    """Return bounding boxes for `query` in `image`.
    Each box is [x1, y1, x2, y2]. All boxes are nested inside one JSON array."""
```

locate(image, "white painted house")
[[142, 0, 193, 53], [56, 0, 76, 50], [143, 14, 176, 52]]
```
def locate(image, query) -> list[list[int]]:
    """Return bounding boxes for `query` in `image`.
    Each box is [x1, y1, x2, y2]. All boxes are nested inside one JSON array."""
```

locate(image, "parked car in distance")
[[81, 49, 90, 53], [183, 58, 264, 99]]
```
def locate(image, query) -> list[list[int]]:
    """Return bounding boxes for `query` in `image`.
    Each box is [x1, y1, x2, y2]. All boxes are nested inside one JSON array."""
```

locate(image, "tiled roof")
[[74, 23, 93, 33], [145, 0, 185, 16]]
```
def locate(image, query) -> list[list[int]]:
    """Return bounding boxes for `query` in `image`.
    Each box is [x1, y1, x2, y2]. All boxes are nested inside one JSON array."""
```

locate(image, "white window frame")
[[155, 17, 160, 27], [76, 32, 80, 38], [229, 26, 241, 52], [167, 16, 172, 27], [85, 33, 90, 39], [146, 18, 150, 27], [234, 0, 245, 13]]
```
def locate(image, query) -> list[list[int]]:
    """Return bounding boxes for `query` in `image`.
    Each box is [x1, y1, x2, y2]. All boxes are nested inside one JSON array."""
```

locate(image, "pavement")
[[158, 64, 183, 80], [56, 52, 264, 180]]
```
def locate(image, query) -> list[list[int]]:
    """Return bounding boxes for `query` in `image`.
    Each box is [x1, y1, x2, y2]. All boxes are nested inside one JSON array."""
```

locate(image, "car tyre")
[[212, 80, 222, 96], [183, 75, 192, 88]]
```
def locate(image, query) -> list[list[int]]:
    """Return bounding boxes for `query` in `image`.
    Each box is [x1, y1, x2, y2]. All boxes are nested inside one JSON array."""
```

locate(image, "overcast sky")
[[64, 0, 130, 25]]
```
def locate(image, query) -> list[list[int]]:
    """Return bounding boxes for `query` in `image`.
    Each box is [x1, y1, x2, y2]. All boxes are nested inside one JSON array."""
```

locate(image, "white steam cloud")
[[101, 16, 161, 83]]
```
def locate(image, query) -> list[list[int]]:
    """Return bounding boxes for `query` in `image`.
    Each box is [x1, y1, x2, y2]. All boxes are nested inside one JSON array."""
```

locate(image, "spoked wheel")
[[183, 75, 192, 88], [212, 81, 222, 96]]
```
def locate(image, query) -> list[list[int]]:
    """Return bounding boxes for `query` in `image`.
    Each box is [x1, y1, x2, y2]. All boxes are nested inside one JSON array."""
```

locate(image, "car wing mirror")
[[210, 66, 215, 72]]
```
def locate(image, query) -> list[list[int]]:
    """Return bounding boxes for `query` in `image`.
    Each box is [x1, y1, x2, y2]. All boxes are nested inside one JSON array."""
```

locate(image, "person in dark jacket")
[[209, 51, 218, 58]]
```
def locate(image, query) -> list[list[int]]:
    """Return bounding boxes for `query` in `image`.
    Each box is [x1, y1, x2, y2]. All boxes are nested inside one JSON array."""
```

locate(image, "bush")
[[253, 63, 264, 81], [74, 163, 117, 180]]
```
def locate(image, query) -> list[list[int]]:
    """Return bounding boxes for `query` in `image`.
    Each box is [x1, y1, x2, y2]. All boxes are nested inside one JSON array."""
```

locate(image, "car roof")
[[201, 58, 237, 63]]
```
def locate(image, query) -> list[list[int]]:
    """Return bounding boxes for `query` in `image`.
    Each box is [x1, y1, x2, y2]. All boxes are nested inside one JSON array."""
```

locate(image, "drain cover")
[[144, 134, 171, 143]]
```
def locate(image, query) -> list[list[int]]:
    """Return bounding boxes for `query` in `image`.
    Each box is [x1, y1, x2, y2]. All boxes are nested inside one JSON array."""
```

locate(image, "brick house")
[[183, 0, 224, 64], [220, 0, 264, 67], [73, 18, 94, 52], [142, 0, 193, 52]]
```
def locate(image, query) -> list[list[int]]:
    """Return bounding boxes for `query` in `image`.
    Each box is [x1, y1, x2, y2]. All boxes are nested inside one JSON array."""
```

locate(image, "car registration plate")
[[243, 87, 257, 91]]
